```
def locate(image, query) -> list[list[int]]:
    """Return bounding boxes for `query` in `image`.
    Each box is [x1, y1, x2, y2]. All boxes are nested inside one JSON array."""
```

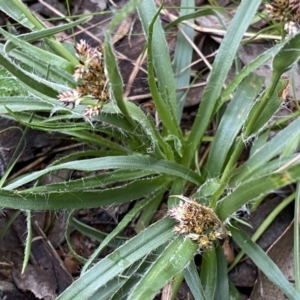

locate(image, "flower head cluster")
[[58, 40, 109, 119], [266, 0, 300, 33], [168, 196, 230, 250]]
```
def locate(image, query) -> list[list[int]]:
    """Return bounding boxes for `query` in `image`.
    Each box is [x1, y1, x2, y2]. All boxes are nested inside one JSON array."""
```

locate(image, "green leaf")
[[184, 260, 207, 300], [128, 237, 197, 299], [164, 8, 220, 30], [0, 176, 169, 210], [231, 117, 300, 184], [89, 258, 147, 300], [200, 249, 217, 299], [173, 0, 194, 120], [56, 217, 176, 300], [205, 73, 264, 177], [229, 282, 242, 300], [107, 0, 142, 32], [0, 117, 29, 187], [5, 155, 202, 190], [272, 31, 300, 74], [0, 0, 78, 63], [134, 189, 165, 231], [0, 52, 57, 98], [231, 226, 300, 300], [249, 130, 269, 157], [0, 43, 75, 88], [217, 162, 300, 221], [181, 0, 262, 167], [0, 27, 74, 72], [144, 2, 182, 138], [214, 246, 229, 300], [243, 77, 288, 137], [220, 44, 281, 104], [0, 210, 20, 240], [65, 212, 86, 265], [229, 192, 295, 271], [97, 102, 175, 155], [122, 101, 172, 158], [294, 184, 300, 292], [0, 97, 53, 113], [193, 178, 221, 206], [81, 191, 164, 273], [70, 217, 126, 248], [0, 0, 39, 30], [22, 169, 153, 193], [138, 0, 177, 117], [240, 154, 299, 181], [18, 17, 89, 42], [0, 52, 29, 96], [22, 210, 32, 273], [109, 247, 166, 300], [57, 132, 127, 154], [104, 37, 136, 129]]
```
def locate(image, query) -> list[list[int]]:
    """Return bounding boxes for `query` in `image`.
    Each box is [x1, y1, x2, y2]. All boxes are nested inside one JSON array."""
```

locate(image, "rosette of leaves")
[[0, 1, 300, 300]]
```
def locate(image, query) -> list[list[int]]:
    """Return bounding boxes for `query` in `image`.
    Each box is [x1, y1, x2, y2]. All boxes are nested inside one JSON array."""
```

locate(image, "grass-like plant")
[[1, 0, 300, 299]]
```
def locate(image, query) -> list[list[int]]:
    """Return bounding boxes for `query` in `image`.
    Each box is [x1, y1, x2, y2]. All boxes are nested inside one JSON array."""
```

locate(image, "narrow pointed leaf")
[[56, 218, 176, 300], [128, 237, 197, 299], [231, 226, 300, 300]]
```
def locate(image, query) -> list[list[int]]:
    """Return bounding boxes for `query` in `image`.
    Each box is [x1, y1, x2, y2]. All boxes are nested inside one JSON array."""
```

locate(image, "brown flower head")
[[84, 104, 103, 120], [168, 195, 230, 250], [58, 90, 82, 108], [58, 40, 109, 119], [266, 0, 300, 30]]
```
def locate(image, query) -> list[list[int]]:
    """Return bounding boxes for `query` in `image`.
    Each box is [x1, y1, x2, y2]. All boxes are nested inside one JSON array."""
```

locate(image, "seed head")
[[266, 0, 300, 31], [168, 196, 230, 250], [58, 90, 82, 108], [58, 40, 109, 119]]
